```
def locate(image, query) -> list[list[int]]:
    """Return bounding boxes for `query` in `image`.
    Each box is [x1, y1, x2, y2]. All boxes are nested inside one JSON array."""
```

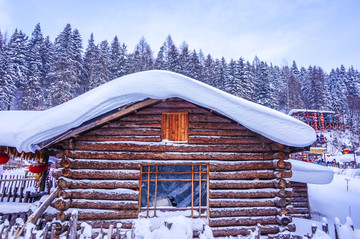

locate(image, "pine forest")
[[1, 23, 359, 142]]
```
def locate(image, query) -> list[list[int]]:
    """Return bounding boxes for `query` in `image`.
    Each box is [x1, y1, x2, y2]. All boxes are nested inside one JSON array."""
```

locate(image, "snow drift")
[[290, 159, 334, 184], [0, 70, 316, 152]]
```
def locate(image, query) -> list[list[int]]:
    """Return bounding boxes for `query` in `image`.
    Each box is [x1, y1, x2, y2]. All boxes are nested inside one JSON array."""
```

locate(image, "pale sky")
[[0, 0, 359, 73]]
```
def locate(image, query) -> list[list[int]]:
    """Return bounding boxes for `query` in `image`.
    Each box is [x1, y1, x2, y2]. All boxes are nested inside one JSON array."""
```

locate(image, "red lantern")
[[29, 163, 47, 174], [0, 152, 10, 165], [327, 154, 331, 158], [303, 154, 307, 158], [343, 148, 350, 154]]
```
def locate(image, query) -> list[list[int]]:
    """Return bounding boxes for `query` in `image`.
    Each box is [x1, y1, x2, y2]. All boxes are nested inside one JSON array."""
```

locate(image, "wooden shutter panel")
[[161, 113, 188, 141]]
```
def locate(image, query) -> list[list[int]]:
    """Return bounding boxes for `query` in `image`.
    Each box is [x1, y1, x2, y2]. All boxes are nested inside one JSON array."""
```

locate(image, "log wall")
[[50, 98, 295, 237], [288, 181, 310, 218]]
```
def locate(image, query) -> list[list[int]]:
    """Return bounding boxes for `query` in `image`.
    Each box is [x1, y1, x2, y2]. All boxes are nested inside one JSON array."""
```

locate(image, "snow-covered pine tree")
[[252, 61, 276, 108], [70, 29, 84, 96], [178, 42, 191, 77], [132, 37, 153, 72], [47, 24, 75, 106], [224, 59, 239, 95], [328, 66, 348, 114], [110, 36, 128, 78], [20, 23, 45, 110], [189, 50, 202, 80], [154, 45, 166, 70], [213, 57, 228, 91], [6, 29, 28, 109], [0, 30, 16, 110], [163, 35, 180, 73], [201, 54, 215, 86], [98, 40, 112, 84], [83, 33, 104, 91], [234, 58, 252, 100]]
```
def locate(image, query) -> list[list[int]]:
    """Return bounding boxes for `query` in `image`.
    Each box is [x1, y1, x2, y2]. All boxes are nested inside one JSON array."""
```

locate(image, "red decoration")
[[29, 163, 47, 174], [343, 148, 350, 154], [303, 154, 307, 158], [0, 152, 10, 165], [327, 154, 331, 158]]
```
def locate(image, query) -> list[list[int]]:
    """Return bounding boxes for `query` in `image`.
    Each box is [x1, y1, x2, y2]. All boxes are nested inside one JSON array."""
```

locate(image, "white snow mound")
[[290, 159, 334, 184], [0, 70, 316, 152]]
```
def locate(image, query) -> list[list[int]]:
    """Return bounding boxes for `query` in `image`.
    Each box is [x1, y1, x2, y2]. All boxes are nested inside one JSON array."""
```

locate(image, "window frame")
[[139, 163, 209, 218]]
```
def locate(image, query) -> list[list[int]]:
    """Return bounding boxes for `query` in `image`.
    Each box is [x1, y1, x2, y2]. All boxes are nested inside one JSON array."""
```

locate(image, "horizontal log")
[[77, 219, 133, 229], [289, 196, 308, 202], [209, 216, 278, 227], [288, 207, 310, 214], [115, 114, 162, 122], [209, 179, 288, 189], [77, 135, 162, 142], [292, 201, 309, 207], [209, 198, 290, 208], [61, 168, 140, 180], [103, 122, 161, 128], [189, 130, 256, 138], [54, 198, 138, 211], [212, 225, 279, 237], [60, 158, 141, 170], [189, 122, 247, 130], [58, 189, 138, 200], [57, 209, 138, 221], [135, 107, 209, 115], [293, 191, 308, 197], [210, 170, 276, 180], [273, 152, 289, 160], [65, 151, 273, 160], [84, 128, 161, 137], [66, 141, 267, 152], [209, 160, 290, 172], [58, 177, 139, 190], [271, 143, 290, 153], [289, 182, 307, 187], [209, 189, 292, 199], [210, 207, 279, 218]]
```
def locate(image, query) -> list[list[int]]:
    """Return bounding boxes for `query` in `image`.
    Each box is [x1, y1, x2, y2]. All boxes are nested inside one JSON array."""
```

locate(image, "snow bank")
[[0, 70, 315, 152], [289, 159, 334, 184]]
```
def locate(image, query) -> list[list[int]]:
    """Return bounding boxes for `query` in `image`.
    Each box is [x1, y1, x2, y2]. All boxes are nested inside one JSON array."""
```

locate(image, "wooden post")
[[67, 210, 78, 239], [154, 166, 158, 217], [191, 165, 194, 218]]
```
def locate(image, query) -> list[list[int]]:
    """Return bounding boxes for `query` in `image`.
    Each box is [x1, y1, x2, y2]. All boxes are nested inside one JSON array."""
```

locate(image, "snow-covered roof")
[[0, 70, 316, 153], [288, 109, 336, 115], [289, 159, 334, 184]]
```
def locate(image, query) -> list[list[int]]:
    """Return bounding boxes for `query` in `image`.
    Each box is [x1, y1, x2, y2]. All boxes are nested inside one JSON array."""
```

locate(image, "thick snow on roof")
[[0, 70, 316, 152], [289, 159, 334, 184]]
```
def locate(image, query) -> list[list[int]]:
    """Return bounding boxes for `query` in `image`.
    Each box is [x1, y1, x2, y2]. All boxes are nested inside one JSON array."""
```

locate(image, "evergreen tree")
[[328, 66, 348, 114], [132, 37, 153, 72], [83, 33, 103, 91], [70, 29, 83, 96], [189, 50, 202, 80], [154, 45, 166, 70], [253, 61, 276, 108], [98, 40, 112, 83], [6, 29, 28, 109], [178, 42, 191, 76], [162, 35, 180, 72], [201, 54, 215, 86], [110, 36, 128, 78], [20, 23, 45, 110], [47, 24, 75, 106], [0, 30, 16, 110], [224, 59, 240, 95]]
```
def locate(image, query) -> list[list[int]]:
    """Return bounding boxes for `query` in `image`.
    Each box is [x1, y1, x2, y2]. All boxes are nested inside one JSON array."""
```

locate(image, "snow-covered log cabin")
[[0, 70, 317, 237]]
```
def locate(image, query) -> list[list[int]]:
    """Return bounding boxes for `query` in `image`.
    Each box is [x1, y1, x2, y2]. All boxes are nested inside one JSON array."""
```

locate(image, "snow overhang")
[[0, 70, 316, 153]]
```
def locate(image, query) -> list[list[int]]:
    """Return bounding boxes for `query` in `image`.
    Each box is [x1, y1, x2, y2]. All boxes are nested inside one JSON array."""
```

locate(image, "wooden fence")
[[0, 174, 55, 203]]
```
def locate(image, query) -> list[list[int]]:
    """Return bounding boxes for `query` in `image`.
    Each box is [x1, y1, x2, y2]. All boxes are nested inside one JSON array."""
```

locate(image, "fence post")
[[67, 210, 78, 239], [334, 217, 341, 239], [322, 217, 329, 234]]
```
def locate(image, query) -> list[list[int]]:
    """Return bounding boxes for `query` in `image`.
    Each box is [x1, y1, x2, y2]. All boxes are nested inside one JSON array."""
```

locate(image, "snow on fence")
[[0, 174, 55, 203]]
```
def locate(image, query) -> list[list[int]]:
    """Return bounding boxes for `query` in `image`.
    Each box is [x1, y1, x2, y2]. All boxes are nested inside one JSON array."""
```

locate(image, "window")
[[161, 112, 188, 141], [139, 164, 209, 218]]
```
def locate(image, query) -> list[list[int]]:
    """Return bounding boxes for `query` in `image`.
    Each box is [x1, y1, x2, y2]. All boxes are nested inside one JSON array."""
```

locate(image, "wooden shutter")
[[161, 113, 188, 141]]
